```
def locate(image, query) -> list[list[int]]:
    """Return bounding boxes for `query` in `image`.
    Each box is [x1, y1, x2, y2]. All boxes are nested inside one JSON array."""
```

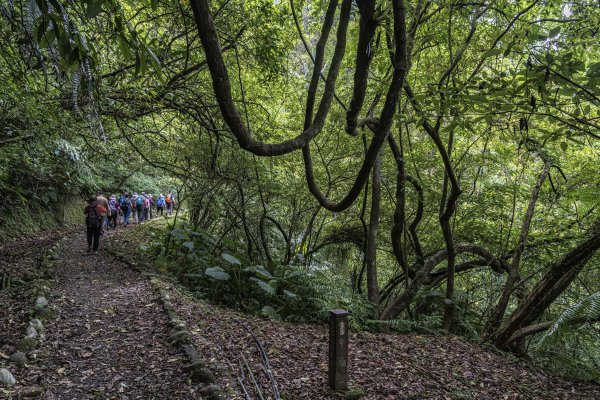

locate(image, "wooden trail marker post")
[[328, 309, 349, 391]]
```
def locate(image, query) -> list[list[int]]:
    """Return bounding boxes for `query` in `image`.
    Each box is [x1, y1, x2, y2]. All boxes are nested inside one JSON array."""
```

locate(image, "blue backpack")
[[120, 197, 130, 210], [136, 196, 143, 206]]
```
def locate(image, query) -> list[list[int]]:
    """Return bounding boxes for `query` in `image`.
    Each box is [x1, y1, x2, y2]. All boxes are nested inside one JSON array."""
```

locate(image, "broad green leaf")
[[548, 27, 560, 38], [117, 36, 131, 60], [205, 267, 230, 281], [170, 228, 186, 240], [261, 306, 281, 321], [222, 253, 241, 265], [560, 142, 568, 152], [250, 277, 275, 294], [243, 265, 273, 279], [86, 0, 104, 19], [482, 48, 503, 59]]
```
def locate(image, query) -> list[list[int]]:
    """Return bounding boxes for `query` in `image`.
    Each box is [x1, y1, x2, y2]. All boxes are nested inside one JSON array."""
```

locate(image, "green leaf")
[[182, 241, 194, 251], [548, 27, 560, 38], [243, 265, 273, 279], [170, 228, 186, 240], [205, 267, 230, 281], [560, 142, 568, 152], [135, 51, 141, 75], [482, 48, 503, 59], [146, 47, 163, 78], [250, 277, 275, 294], [117, 36, 131, 60], [222, 253, 241, 265], [261, 306, 281, 321], [86, 0, 104, 19]]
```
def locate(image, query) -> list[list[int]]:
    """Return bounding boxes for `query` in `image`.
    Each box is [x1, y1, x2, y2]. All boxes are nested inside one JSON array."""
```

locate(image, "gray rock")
[[29, 318, 44, 333], [199, 384, 224, 399], [181, 344, 199, 361], [17, 337, 36, 351], [169, 325, 187, 336], [22, 385, 44, 397], [163, 300, 175, 312], [166, 309, 178, 321], [168, 330, 191, 345], [167, 318, 184, 328], [25, 326, 38, 339], [0, 368, 16, 386], [22, 270, 39, 282], [171, 322, 186, 331], [191, 367, 215, 384], [10, 352, 27, 367], [182, 360, 205, 372], [34, 296, 48, 309]]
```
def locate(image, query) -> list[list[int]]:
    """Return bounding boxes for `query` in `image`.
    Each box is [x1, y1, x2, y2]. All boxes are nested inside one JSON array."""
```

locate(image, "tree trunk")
[[485, 162, 550, 337], [493, 224, 600, 349], [366, 152, 381, 305]]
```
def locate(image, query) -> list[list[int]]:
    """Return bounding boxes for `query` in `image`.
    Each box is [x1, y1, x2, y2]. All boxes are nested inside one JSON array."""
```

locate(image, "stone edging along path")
[[1, 238, 64, 395], [153, 279, 226, 400], [105, 233, 228, 399]]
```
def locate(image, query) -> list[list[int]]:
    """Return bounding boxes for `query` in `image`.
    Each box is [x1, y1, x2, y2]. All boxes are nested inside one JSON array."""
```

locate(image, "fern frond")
[[538, 291, 600, 347], [71, 63, 81, 111]]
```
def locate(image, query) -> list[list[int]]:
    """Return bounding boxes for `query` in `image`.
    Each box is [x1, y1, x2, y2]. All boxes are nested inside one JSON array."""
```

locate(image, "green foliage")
[[539, 291, 600, 346], [1, 0, 599, 382], [530, 291, 600, 382], [144, 221, 375, 325]]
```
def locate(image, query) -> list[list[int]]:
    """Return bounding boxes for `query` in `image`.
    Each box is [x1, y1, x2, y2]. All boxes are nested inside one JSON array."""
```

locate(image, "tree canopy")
[[1, 0, 599, 380]]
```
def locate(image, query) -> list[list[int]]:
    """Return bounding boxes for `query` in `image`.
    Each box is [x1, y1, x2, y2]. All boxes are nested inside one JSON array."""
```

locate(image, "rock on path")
[[25, 233, 200, 399]]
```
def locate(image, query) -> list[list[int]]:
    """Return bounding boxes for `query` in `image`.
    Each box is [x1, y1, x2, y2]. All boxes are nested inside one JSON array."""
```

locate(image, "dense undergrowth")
[[138, 218, 373, 327], [121, 218, 599, 384]]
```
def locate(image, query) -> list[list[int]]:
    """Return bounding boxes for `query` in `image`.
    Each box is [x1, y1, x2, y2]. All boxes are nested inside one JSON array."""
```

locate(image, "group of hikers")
[[84, 190, 176, 253]]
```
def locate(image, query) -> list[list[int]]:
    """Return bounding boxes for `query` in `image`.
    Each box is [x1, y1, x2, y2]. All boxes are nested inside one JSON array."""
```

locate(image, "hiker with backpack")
[[156, 194, 165, 216], [96, 191, 111, 233], [131, 193, 138, 223], [136, 192, 145, 223], [143, 194, 151, 221], [120, 193, 131, 226], [108, 194, 120, 229], [166, 191, 175, 216], [148, 194, 154, 219], [84, 196, 107, 253], [118, 193, 126, 224]]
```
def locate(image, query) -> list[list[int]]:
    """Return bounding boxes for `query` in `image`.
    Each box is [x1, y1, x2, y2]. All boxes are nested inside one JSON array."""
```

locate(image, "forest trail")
[[2, 227, 600, 399], [1, 230, 200, 399]]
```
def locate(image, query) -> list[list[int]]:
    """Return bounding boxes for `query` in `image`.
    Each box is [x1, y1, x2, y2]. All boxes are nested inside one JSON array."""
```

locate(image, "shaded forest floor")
[[1, 224, 599, 399]]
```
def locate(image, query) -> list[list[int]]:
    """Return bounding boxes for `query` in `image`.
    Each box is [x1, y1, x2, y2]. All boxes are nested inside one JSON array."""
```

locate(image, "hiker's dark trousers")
[[87, 225, 101, 252], [109, 213, 118, 228]]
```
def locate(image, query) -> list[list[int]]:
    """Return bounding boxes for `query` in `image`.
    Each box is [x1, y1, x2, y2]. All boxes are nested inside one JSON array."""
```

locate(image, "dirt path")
[[4, 227, 600, 399], [20, 232, 199, 399]]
